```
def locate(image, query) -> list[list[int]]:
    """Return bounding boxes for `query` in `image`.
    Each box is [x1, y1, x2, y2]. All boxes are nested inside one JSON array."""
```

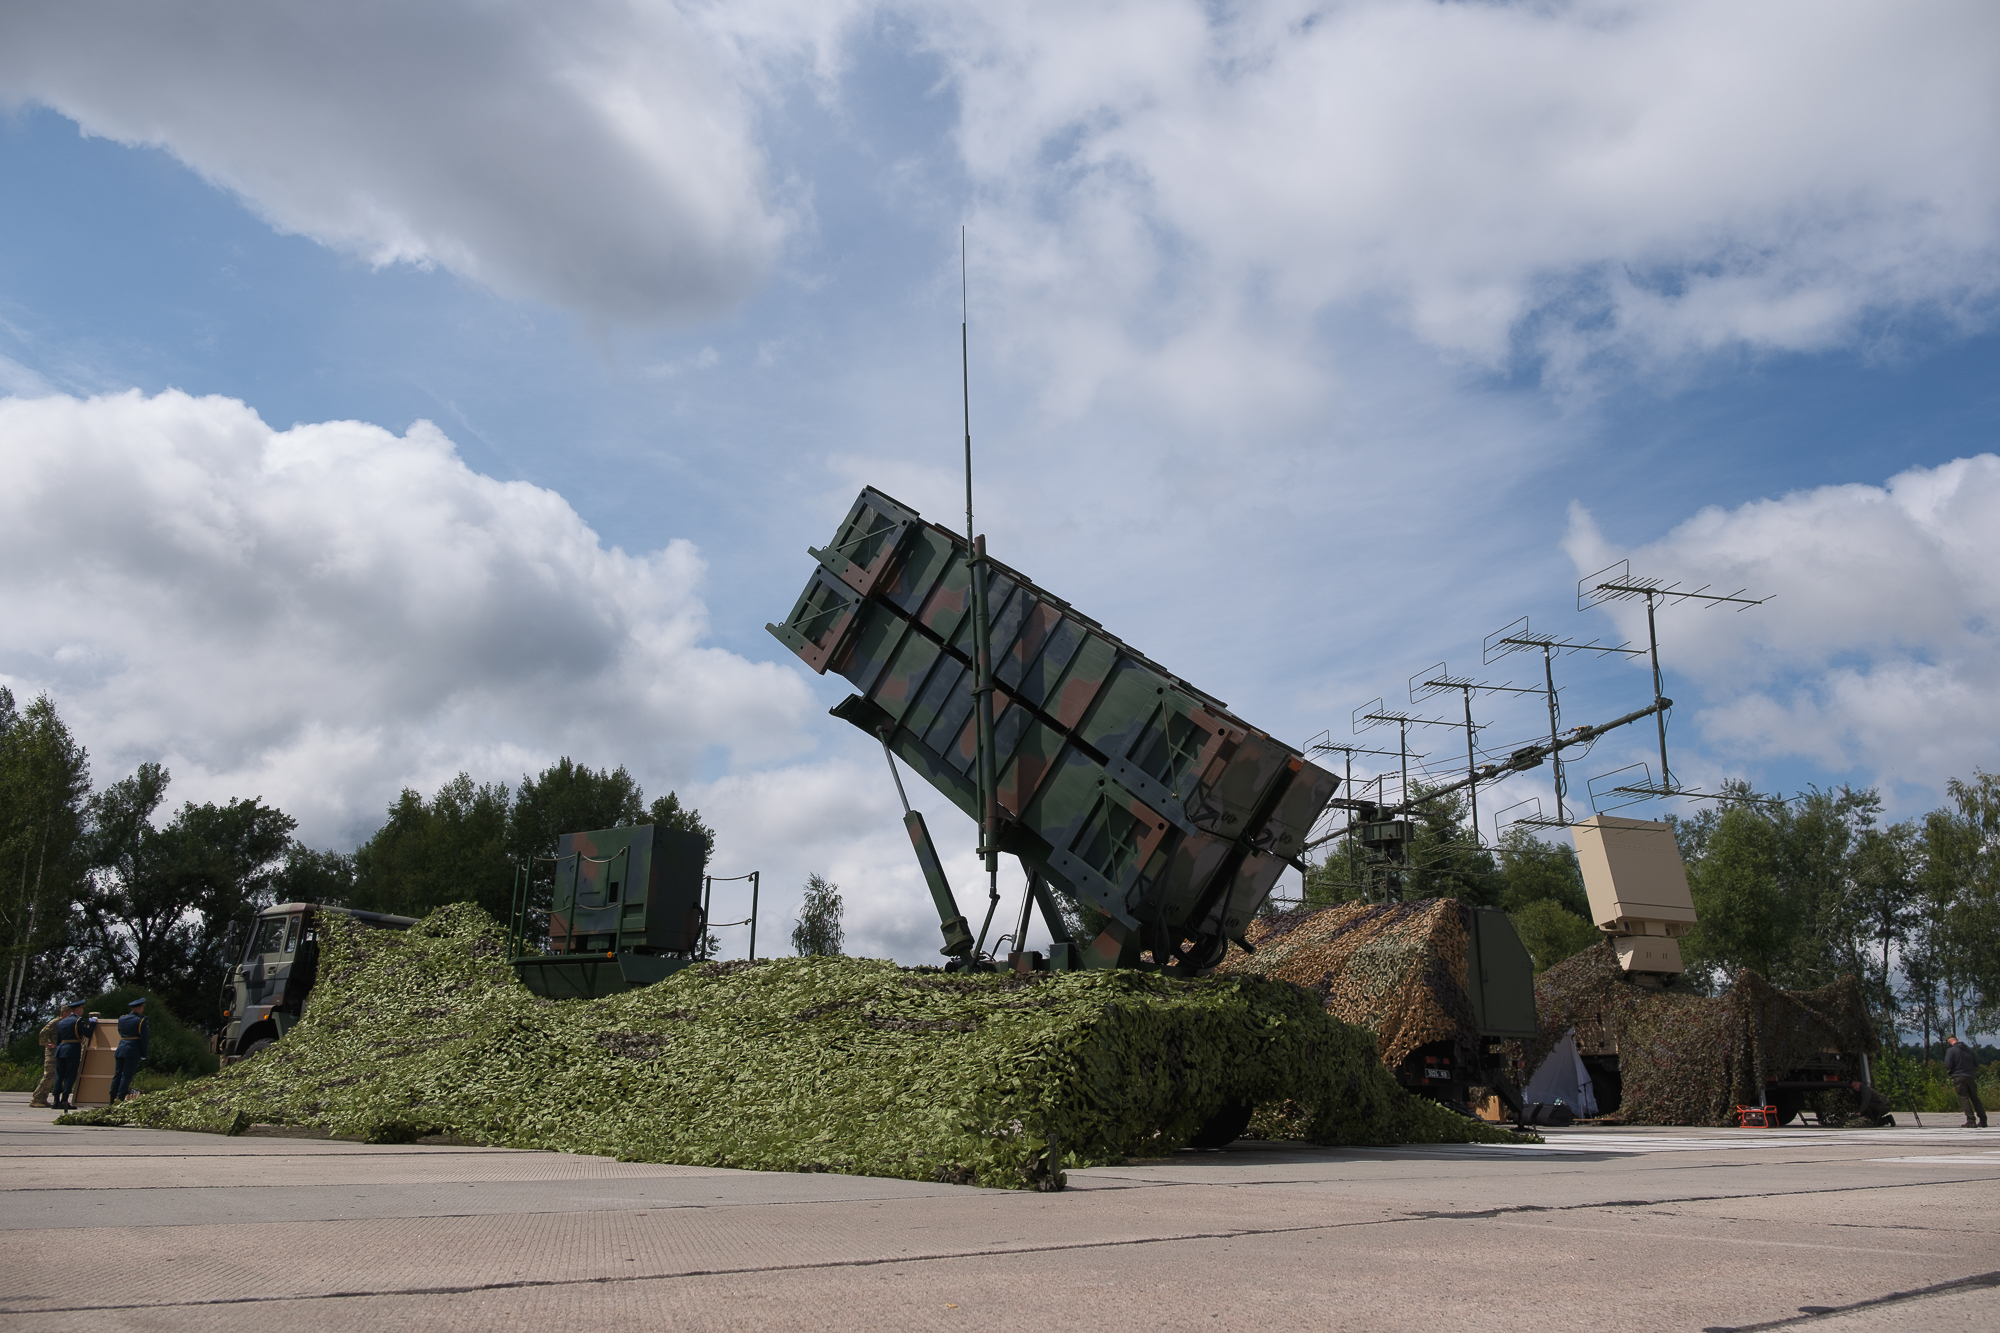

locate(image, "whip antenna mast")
[[959, 227, 1003, 957], [962, 227, 973, 546]]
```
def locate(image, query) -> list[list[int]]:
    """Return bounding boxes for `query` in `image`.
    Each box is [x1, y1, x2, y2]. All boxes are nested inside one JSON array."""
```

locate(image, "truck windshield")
[[247, 917, 290, 959]]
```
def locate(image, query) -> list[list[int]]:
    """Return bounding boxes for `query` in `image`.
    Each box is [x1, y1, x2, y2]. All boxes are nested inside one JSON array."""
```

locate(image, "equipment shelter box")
[[548, 824, 707, 955], [71, 1017, 124, 1106], [768, 486, 1340, 965]]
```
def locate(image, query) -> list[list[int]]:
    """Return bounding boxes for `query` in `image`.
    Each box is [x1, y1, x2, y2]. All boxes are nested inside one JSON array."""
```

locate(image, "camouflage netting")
[[63, 903, 1518, 1188], [1217, 900, 1475, 1068], [1513, 942, 1878, 1126]]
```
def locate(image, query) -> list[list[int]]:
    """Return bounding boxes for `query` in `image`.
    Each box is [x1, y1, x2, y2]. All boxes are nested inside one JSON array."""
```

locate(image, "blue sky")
[[3, 1, 1997, 959]]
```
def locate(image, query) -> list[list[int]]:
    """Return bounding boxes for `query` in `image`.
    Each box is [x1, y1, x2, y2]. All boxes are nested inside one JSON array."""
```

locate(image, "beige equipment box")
[[1570, 814, 1696, 977], [72, 1017, 124, 1106]]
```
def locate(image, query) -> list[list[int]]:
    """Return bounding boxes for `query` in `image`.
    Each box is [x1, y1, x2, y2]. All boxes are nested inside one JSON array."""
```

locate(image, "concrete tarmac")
[[3, 1093, 1995, 1331]]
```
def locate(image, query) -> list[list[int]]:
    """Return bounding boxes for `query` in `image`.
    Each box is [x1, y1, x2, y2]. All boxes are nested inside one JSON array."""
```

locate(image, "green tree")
[[351, 773, 513, 921], [1940, 771, 2000, 1020], [1403, 790, 1502, 906], [272, 845, 358, 907], [0, 690, 95, 1038], [1845, 820, 1918, 1021], [1769, 785, 1882, 987], [83, 772, 297, 1022], [1494, 827, 1597, 971], [1298, 789, 1500, 907], [508, 759, 646, 871], [1903, 773, 2000, 1045], [1683, 801, 1793, 985], [1512, 898, 1602, 972], [1495, 827, 1590, 917], [646, 790, 716, 859], [792, 873, 845, 957]]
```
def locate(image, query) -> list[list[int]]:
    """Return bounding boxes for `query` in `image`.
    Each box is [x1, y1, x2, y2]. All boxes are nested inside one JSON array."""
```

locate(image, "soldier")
[[106, 997, 150, 1103], [50, 1002, 95, 1111], [29, 1006, 63, 1108]]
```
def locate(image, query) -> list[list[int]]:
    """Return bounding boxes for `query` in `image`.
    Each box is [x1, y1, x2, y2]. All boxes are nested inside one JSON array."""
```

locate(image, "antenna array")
[[1296, 561, 1777, 904]]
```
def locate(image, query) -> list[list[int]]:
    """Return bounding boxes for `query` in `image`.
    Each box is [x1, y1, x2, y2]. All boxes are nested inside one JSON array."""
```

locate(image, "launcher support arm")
[[883, 738, 976, 957]]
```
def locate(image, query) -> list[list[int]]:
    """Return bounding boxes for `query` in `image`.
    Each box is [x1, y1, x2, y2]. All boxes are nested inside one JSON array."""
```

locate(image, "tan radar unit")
[[1570, 814, 1697, 983]]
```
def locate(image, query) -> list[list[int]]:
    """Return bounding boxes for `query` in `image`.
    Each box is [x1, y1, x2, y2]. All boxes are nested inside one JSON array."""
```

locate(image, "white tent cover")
[[1522, 1027, 1598, 1117]]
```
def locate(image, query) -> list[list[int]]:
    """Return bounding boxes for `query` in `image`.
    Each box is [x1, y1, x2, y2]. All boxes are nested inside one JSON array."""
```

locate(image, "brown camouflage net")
[[1219, 901, 1476, 1069], [1513, 942, 1878, 1125]]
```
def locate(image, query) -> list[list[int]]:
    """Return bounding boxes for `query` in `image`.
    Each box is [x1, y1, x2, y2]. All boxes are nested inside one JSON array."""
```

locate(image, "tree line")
[[0, 689, 710, 1038], [1299, 774, 2000, 1041]]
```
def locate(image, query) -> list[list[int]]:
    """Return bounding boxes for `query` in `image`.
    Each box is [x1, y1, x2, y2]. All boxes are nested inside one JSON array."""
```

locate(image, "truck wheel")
[[242, 1039, 276, 1061], [1190, 1101, 1253, 1149]]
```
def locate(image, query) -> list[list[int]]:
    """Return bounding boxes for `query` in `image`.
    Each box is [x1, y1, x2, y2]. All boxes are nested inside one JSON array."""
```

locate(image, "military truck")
[[217, 902, 416, 1063]]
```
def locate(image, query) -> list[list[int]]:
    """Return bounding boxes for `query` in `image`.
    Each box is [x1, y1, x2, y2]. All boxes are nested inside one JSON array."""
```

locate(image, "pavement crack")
[[1700, 1268, 2000, 1331], [0, 1218, 1388, 1314], [1401, 1176, 1998, 1221]]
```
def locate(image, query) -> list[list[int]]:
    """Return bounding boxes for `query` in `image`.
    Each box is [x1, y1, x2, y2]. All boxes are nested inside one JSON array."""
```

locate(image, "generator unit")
[[509, 823, 709, 998]]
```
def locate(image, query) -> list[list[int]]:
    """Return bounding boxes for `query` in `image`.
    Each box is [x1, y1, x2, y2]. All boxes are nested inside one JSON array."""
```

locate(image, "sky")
[[2, 0, 1998, 963]]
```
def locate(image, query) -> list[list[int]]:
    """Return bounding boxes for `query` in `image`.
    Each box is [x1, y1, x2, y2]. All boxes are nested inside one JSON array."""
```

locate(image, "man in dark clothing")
[[1945, 1035, 1986, 1128], [106, 998, 149, 1103], [50, 1002, 95, 1111], [1847, 1080, 1895, 1127]]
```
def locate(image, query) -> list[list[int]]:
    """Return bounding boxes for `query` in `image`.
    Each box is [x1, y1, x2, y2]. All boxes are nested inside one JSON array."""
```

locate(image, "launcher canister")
[[768, 486, 1339, 970]]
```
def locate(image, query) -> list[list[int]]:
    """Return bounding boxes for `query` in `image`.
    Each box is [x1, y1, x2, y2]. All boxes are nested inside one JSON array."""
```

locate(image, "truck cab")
[[217, 903, 416, 1062]]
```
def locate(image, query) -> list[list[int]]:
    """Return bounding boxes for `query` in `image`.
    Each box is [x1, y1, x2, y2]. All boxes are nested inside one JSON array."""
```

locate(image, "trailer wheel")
[[242, 1038, 276, 1061], [1189, 1101, 1253, 1149]]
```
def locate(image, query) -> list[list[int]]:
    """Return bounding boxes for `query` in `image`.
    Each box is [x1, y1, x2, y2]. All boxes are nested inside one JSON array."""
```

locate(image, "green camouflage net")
[[1513, 942, 1878, 1125], [63, 903, 1517, 1187], [1218, 900, 1475, 1069]]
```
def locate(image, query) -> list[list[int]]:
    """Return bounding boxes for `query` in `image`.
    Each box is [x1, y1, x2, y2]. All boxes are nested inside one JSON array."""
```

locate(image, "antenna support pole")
[[961, 228, 974, 550], [1645, 592, 1671, 791], [959, 228, 1002, 959], [1543, 644, 1565, 824], [1459, 686, 1478, 847]]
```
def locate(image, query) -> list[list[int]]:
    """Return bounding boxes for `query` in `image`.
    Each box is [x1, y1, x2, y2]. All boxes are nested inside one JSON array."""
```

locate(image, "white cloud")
[[0, 1, 787, 320], [912, 0, 2000, 411], [1564, 455, 2000, 799], [10, 1, 1991, 401], [0, 389, 816, 843]]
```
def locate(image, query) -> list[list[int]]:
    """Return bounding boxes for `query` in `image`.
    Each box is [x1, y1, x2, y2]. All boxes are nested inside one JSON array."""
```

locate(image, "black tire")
[[241, 1038, 277, 1061], [1772, 1089, 1805, 1127], [1190, 1101, 1254, 1149]]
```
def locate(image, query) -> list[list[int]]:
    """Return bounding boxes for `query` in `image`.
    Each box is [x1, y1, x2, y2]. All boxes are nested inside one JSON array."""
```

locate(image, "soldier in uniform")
[[50, 1002, 96, 1111], [106, 997, 150, 1103], [30, 1007, 63, 1108]]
